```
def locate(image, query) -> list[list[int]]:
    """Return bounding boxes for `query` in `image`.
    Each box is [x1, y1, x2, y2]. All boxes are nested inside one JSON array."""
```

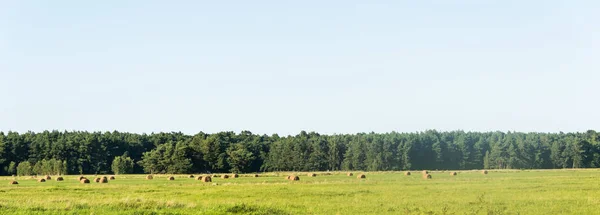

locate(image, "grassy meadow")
[[1, 169, 600, 214]]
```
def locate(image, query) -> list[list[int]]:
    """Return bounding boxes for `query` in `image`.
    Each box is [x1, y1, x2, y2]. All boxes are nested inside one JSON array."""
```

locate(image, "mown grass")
[[1, 170, 599, 214]]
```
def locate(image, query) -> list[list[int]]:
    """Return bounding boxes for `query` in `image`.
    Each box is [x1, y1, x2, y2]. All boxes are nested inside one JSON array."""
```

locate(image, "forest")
[[0, 130, 598, 175]]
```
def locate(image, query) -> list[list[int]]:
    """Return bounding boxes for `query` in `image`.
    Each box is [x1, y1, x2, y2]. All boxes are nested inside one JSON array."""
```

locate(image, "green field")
[[1, 170, 599, 215]]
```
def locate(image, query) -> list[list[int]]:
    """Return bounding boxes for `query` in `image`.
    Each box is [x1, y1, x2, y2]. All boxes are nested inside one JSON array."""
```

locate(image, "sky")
[[0, 0, 598, 135]]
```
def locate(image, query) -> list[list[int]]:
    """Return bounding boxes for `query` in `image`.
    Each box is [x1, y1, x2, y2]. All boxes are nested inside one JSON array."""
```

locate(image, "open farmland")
[[1, 170, 600, 215]]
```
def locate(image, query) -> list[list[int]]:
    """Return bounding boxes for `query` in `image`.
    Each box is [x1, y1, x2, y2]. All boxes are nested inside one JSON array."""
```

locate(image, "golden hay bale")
[[80, 178, 90, 184], [146, 175, 153, 180], [221, 175, 230, 179], [168, 176, 175, 181], [196, 176, 203, 180], [482, 170, 488, 175], [308, 173, 316, 177], [404, 172, 411, 176], [38, 178, 46, 183], [289, 175, 300, 181], [347, 173, 353, 176], [357, 174, 366, 179], [9, 180, 18, 185], [232, 174, 239, 178], [94, 177, 101, 183], [44, 175, 52, 180], [189, 175, 195, 178], [422, 170, 429, 175], [101, 176, 108, 180], [450, 172, 457, 176], [201, 176, 212, 182], [423, 174, 432, 179], [56, 176, 64, 181], [77, 176, 86, 181], [253, 174, 259, 177], [99, 177, 108, 183], [109, 176, 115, 180], [285, 176, 291, 180]]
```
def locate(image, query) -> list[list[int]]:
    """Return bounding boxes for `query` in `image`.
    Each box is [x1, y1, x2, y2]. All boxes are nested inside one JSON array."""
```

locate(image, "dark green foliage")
[[0, 130, 598, 174]]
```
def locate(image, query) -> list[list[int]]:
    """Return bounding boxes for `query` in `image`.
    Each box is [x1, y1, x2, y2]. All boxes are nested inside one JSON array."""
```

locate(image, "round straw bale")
[[9, 180, 18, 185], [201, 176, 212, 182], [404, 172, 411, 176], [289, 175, 300, 181], [56, 176, 64, 181], [347, 173, 353, 176], [450, 172, 457, 176], [189, 175, 195, 178], [285, 176, 291, 180], [232, 174, 239, 178], [168, 176, 175, 181], [99, 177, 108, 183], [38, 178, 46, 183], [44, 175, 51, 180], [423, 174, 432, 179], [482, 170, 488, 175], [146, 175, 153, 180], [308, 173, 316, 177], [221, 175, 229, 179], [80, 178, 90, 184], [357, 174, 366, 179], [94, 177, 101, 183], [77, 176, 86, 181], [422, 170, 429, 175], [253, 174, 259, 177], [196, 176, 202, 180], [109, 175, 115, 180]]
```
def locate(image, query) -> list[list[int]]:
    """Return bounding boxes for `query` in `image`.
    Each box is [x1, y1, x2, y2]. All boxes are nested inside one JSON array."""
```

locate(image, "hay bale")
[[308, 173, 316, 177], [422, 170, 429, 175], [146, 175, 153, 180], [168, 176, 175, 181], [196, 176, 203, 180], [347, 173, 353, 176], [189, 175, 195, 178], [99, 177, 108, 183], [482, 170, 488, 175], [289, 175, 300, 181], [94, 177, 101, 183], [232, 174, 239, 178], [423, 174, 432, 179], [450, 172, 457, 176], [357, 174, 366, 179], [38, 178, 46, 183], [253, 174, 259, 177], [44, 175, 52, 180], [109, 176, 115, 180], [404, 172, 411, 176], [56, 176, 64, 181], [285, 176, 291, 180], [77, 176, 86, 181], [80, 178, 90, 184], [221, 175, 229, 179], [201, 176, 212, 182], [9, 180, 18, 185]]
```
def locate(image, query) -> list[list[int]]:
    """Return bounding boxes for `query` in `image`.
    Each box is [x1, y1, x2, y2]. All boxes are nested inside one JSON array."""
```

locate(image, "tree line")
[[0, 130, 598, 175]]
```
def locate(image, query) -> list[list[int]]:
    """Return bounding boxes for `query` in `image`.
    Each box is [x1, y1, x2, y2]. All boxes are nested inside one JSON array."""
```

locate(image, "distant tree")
[[483, 151, 490, 169], [16, 161, 32, 176], [227, 143, 255, 173], [111, 156, 134, 175], [7, 161, 16, 175]]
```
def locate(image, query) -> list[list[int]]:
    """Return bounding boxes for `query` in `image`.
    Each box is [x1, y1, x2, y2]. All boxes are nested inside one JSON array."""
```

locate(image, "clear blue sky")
[[1, 1, 598, 135]]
